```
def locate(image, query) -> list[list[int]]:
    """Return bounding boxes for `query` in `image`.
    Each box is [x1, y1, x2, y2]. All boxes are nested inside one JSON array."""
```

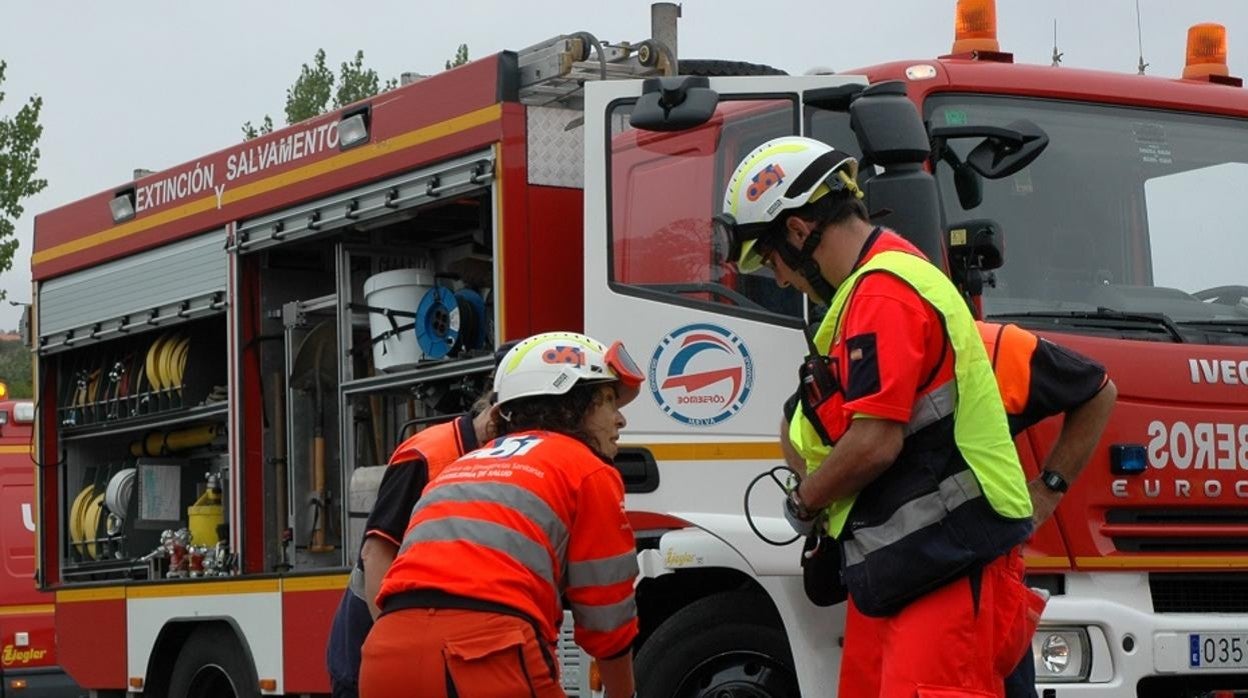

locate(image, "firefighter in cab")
[[360, 332, 644, 698], [718, 135, 1043, 697]]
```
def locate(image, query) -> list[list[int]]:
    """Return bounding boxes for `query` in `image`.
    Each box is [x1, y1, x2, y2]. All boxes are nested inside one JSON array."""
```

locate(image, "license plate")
[[1190, 633, 1248, 668]]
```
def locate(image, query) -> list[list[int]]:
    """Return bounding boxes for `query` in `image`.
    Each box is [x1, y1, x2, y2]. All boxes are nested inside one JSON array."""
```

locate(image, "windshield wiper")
[[986, 308, 1185, 343], [1175, 319, 1248, 336]]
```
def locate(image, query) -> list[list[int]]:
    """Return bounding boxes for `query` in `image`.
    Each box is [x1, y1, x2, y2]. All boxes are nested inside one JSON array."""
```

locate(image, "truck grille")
[[1103, 508, 1248, 553], [1150, 573, 1248, 613]]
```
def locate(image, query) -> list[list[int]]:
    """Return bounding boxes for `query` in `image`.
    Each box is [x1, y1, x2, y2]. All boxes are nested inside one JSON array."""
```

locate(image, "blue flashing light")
[[1111, 444, 1148, 475]]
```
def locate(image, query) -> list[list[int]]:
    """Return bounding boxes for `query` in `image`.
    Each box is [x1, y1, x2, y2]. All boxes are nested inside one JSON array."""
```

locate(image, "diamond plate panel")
[[527, 106, 584, 188]]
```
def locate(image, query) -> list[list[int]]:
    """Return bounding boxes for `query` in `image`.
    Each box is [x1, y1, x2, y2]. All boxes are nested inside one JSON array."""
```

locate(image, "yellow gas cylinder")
[[187, 488, 223, 546]]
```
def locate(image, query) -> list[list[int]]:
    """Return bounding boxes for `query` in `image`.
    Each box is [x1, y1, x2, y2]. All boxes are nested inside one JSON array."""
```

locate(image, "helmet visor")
[[605, 341, 643, 407], [713, 213, 777, 273], [605, 341, 644, 388]]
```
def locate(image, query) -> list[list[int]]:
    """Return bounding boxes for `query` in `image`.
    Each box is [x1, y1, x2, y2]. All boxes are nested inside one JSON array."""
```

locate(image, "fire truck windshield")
[[928, 94, 1248, 344]]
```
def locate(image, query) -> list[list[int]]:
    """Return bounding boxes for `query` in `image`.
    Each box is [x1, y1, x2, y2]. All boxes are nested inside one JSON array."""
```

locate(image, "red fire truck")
[[29, 1, 1248, 696], [0, 392, 80, 697]]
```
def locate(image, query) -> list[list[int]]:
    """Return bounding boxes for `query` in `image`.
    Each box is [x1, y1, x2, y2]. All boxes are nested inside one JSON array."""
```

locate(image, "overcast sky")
[[3, 0, 1247, 329]]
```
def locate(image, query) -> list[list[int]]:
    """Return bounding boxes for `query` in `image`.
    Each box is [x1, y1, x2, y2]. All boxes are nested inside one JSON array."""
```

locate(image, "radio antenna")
[[1052, 19, 1064, 66], [1136, 0, 1149, 75]]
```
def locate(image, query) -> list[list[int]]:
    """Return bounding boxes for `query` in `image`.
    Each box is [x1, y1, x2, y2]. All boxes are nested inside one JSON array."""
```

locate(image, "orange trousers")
[[359, 607, 564, 698], [837, 548, 1045, 698]]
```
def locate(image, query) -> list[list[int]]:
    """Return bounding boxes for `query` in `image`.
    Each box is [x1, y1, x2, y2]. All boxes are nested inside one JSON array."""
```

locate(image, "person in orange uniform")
[[326, 389, 495, 698], [978, 322, 1117, 698], [359, 331, 644, 698], [720, 136, 1039, 697], [781, 321, 1116, 697]]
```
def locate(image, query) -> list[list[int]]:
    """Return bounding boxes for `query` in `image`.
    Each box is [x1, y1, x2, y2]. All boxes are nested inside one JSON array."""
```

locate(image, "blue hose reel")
[[415, 286, 460, 360]]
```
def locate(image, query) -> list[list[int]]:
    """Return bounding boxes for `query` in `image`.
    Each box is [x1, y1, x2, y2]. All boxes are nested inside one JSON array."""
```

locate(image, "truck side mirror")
[[930, 119, 1049, 180], [933, 145, 984, 210], [629, 76, 720, 132], [966, 119, 1048, 179]]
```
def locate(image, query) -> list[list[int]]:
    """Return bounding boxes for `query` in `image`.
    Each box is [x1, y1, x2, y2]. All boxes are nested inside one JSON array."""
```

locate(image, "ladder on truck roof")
[[515, 3, 680, 107]]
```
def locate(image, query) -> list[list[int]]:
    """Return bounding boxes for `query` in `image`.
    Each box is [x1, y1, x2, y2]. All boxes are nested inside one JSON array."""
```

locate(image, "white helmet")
[[717, 136, 860, 272], [493, 332, 643, 407]]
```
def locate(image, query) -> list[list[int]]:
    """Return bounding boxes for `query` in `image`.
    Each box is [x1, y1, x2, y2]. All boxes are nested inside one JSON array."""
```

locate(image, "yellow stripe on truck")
[[127, 579, 279, 599], [1076, 555, 1248, 569], [57, 587, 125, 603], [0, 603, 54, 616], [282, 574, 349, 593], [638, 442, 783, 461], [33, 104, 503, 266]]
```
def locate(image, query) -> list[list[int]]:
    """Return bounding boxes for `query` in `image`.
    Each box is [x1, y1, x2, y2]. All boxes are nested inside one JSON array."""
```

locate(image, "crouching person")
[[360, 332, 644, 698]]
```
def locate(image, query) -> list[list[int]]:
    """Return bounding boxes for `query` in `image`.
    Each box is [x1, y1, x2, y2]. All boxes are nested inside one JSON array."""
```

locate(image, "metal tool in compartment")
[[290, 320, 337, 554]]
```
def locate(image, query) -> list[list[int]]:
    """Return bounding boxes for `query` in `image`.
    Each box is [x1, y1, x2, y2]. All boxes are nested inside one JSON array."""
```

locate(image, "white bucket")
[[363, 268, 433, 372]]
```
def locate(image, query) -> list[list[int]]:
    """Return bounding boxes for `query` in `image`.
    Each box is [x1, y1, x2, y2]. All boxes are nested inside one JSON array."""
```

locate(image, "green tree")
[[285, 48, 335, 125], [241, 115, 273, 141], [336, 50, 398, 108], [0, 335, 32, 398], [243, 49, 395, 140], [445, 44, 469, 70], [0, 61, 47, 296]]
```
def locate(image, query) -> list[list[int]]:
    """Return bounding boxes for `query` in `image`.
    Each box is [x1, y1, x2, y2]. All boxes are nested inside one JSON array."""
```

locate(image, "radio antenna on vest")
[[1135, 0, 1150, 75]]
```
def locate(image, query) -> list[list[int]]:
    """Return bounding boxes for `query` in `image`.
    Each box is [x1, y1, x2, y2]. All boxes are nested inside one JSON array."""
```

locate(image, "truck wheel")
[[679, 59, 789, 77], [635, 591, 798, 698], [166, 625, 259, 698]]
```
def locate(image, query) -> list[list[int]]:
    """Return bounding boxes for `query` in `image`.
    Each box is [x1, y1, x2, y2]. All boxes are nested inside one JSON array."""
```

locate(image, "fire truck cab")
[[0, 394, 80, 697]]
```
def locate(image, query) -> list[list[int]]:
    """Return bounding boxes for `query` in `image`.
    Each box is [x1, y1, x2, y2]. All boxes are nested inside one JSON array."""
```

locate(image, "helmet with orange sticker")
[[715, 136, 860, 273], [493, 332, 644, 407]]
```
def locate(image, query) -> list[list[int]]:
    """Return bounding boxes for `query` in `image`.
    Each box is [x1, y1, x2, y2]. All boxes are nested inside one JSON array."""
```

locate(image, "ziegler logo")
[[2, 645, 48, 666], [649, 324, 753, 426]]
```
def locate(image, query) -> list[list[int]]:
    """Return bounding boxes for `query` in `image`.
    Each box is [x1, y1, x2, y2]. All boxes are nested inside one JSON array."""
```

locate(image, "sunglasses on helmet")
[[713, 212, 775, 254]]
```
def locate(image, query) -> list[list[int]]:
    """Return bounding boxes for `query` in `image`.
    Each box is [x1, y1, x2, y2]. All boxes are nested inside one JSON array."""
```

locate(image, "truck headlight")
[[1034, 627, 1091, 682]]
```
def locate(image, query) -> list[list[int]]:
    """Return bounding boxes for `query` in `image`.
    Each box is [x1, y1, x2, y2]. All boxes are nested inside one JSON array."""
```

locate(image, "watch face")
[[1042, 471, 1067, 492]]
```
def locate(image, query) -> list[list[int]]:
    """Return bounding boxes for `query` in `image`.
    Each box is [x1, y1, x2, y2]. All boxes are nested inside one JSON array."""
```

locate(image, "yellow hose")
[[129, 423, 220, 457]]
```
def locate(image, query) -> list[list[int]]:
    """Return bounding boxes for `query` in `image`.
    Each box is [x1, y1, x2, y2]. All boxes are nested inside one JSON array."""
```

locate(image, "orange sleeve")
[[987, 323, 1036, 417], [565, 467, 639, 659]]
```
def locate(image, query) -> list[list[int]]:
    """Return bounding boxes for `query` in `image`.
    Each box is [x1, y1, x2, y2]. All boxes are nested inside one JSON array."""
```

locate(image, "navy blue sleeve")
[[1011, 339, 1107, 434], [363, 458, 429, 546]]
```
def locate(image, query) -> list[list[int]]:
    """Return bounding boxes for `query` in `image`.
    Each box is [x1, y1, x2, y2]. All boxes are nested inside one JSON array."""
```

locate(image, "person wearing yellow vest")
[[716, 135, 1041, 697]]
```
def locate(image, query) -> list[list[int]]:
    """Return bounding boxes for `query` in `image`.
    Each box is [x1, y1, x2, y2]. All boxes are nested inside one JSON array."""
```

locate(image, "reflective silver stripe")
[[570, 595, 637, 633], [905, 381, 956, 436], [567, 551, 639, 589], [842, 469, 983, 567], [415, 481, 569, 562], [399, 516, 556, 590], [348, 565, 366, 601]]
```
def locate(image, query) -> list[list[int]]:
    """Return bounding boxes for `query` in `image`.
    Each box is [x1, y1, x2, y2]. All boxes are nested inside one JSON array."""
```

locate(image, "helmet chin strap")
[[771, 227, 837, 305]]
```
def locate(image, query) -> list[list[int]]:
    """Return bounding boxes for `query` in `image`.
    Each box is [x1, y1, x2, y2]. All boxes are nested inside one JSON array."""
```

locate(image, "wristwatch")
[[1039, 469, 1069, 494]]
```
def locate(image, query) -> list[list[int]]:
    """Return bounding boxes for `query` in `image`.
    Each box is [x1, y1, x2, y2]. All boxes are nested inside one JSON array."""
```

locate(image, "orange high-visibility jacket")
[[389, 415, 474, 478], [362, 415, 478, 547], [377, 430, 640, 659]]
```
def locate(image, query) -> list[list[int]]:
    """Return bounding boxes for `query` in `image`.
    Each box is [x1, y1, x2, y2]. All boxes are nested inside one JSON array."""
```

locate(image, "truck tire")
[[166, 624, 259, 698], [635, 591, 799, 698], [679, 59, 789, 77]]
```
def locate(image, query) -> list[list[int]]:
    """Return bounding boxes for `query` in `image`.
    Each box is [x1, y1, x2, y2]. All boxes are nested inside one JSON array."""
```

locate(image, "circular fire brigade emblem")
[[649, 324, 754, 426]]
